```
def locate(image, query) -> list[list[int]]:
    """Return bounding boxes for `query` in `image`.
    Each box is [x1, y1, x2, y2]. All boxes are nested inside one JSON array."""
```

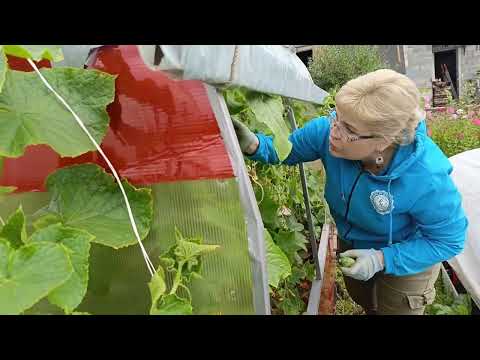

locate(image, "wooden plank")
[[295, 45, 315, 53], [305, 223, 332, 315], [318, 225, 337, 315], [442, 63, 458, 99]]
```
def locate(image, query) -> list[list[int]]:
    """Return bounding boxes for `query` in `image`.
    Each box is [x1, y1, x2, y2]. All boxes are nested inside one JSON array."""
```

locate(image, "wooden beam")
[[295, 45, 315, 53]]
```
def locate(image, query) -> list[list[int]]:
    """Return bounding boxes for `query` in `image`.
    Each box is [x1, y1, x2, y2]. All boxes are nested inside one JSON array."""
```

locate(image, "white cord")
[[27, 59, 156, 277]]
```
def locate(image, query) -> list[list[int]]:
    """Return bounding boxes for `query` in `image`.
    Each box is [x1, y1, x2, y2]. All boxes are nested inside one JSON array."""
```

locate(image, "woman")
[[233, 69, 468, 315]]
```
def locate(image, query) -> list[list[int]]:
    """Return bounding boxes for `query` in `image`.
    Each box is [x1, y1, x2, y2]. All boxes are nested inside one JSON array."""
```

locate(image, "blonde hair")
[[335, 69, 425, 145]]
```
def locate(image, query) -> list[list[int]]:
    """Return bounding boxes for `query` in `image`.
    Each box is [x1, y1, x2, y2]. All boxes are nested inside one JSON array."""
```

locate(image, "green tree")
[[308, 45, 387, 93]]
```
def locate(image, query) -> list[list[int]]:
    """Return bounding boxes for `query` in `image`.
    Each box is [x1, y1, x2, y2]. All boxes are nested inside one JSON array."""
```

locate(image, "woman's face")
[[328, 109, 390, 161]]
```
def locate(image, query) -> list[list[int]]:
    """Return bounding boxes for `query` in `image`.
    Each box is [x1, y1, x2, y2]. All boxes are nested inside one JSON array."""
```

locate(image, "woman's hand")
[[340, 249, 385, 281], [232, 119, 259, 155]]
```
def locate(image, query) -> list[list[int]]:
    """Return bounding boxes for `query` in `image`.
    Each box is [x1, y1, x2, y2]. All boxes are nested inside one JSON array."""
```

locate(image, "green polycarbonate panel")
[[146, 178, 255, 315], [0, 178, 254, 314]]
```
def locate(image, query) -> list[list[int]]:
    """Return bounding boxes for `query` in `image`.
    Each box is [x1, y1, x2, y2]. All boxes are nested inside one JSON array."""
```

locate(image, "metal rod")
[[285, 104, 322, 281]]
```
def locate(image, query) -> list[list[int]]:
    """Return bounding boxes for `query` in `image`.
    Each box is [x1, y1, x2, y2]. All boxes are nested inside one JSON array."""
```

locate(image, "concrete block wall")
[[404, 45, 480, 98], [460, 45, 480, 84], [404, 45, 435, 92], [378, 45, 406, 74]]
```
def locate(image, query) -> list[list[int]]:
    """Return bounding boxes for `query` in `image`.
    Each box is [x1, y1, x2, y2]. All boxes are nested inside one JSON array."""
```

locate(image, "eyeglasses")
[[328, 112, 378, 143]]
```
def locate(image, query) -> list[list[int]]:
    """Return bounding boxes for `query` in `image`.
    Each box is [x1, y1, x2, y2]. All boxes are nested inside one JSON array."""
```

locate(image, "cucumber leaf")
[[0, 67, 115, 158], [160, 227, 219, 283], [148, 267, 167, 315], [248, 95, 292, 161], [274, 229, 308, 265], [258, 191, 281, 230], [151, 228, 219, 315], [29, 223, 94, 313], [1, 45, 64, 62], [39, 164, 153, 249], [224, 88, 292, 161], [0, 239, 73, 315], [264, 229, 291, 288], [151, 293, 193, 315], [0, 205, 27, 248], [33, 214, 62, 230], [223, 87, 248, 115]]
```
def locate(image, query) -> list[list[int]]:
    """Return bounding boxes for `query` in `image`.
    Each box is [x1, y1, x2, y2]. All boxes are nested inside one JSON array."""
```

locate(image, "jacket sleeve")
[[381, 173, 468, 276], [247, 116, 330, 165]]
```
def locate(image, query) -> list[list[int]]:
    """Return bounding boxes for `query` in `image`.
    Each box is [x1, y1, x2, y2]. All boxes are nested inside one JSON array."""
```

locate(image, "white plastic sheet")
[[137, 45, 328, 104], [57, 45, 101, 68], [448, 148, 480, 308]]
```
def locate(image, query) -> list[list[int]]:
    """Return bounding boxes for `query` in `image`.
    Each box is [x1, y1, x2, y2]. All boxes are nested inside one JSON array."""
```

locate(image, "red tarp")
[[1, 45, 234, 192]]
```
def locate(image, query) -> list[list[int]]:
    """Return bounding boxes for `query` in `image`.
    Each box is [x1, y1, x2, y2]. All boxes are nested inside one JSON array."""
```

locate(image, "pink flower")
[[447, 107, 456, 114], [472, 119, 480, 126]]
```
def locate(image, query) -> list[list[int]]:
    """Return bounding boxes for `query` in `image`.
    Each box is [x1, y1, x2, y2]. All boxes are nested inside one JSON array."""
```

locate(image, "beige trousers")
[[339, 239, 441, 315]]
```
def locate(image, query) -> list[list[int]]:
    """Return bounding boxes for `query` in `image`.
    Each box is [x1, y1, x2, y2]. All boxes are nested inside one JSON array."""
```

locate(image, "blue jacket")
[[249, 115, 468, 276]]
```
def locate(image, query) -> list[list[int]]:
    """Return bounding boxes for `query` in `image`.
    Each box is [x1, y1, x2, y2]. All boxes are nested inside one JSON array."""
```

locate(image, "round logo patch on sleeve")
[[370, 190, 394, 215]]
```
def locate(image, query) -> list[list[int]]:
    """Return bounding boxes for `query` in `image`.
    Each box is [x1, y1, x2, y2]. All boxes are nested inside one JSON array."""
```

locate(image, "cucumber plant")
[[224, 86, 335, 314], [0, 45, 213, 315]]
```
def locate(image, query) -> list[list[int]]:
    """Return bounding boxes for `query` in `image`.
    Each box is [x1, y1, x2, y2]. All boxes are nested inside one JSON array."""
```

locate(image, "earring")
[[375, 153, 384, 169]]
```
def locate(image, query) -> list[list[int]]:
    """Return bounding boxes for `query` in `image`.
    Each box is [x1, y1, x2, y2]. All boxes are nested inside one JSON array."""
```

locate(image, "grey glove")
[[232, 119, 259, 155], [340, 249, 384, 281]]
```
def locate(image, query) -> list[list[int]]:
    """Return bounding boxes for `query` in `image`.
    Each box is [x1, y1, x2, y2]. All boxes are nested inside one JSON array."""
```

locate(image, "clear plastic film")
[[448, 149, 480, 308]]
